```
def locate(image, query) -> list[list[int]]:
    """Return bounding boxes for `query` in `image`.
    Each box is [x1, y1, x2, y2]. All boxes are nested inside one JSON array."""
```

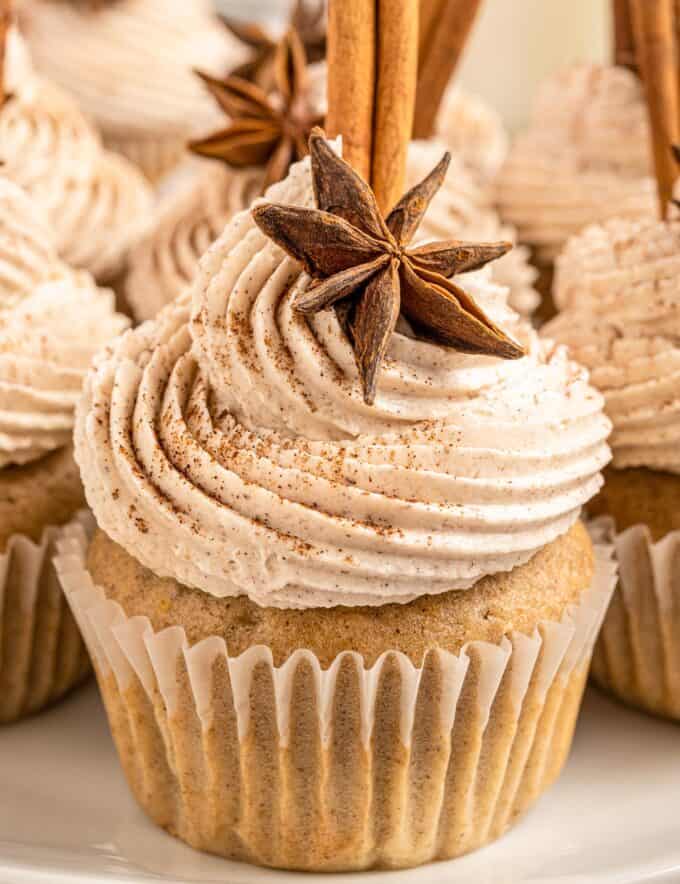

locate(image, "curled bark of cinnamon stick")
[[612, 0, 636, 70], [326, 0, 376, 183], [412, 0, 482, 139], [630, 0, 679, 216], [371, 0, 418, 214]]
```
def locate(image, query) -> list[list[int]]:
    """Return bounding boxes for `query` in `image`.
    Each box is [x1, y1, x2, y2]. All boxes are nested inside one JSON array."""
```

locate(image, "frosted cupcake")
[[57, 136, 615, 870], [497, 65, 657, 268], [126, 31, 325, 322], [544, 215, 680, 719], [0, 29, 152, 284], [21, 0, 245, 182], [0, 175, 128, 723]]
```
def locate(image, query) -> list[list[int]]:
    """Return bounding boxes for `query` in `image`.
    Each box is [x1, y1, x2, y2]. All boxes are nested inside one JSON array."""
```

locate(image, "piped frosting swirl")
[[545, 216, 680, 475], [76, 153, 611, 609], [497, 65, 657, 263], [0, 177, 129, 467]]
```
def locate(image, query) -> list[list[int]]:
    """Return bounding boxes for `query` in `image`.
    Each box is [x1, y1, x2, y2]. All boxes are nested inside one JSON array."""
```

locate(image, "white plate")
[[0, 685, 678, 884]]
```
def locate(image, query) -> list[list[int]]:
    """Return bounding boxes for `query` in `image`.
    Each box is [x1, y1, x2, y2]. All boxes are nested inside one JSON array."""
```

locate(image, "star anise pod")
[[190, 28, 323, 191], [221, 0, 326, 88], [253, 129, 524, 404]]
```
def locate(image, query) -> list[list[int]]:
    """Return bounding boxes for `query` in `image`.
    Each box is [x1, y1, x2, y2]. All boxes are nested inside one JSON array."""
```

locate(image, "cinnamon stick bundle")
[[630, 0, 679, 215], [326, 0, 418, 214], [412, 0, 482, 139]]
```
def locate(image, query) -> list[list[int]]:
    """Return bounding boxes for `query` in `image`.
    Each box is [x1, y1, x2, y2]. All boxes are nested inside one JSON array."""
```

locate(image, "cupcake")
[[544, 214, 680, 720], [57, 136, 615, 870], [21, 0, 245, 182], [497, 65, 657, 269], [0, 175, 129, 723], [0, 28, 152, 285], [126, 30, 325, 322]]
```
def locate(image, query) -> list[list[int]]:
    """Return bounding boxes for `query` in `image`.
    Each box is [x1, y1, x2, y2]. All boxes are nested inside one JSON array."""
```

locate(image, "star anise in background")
[[221, 0, 326, 88], [253, 130, 524, 404], [190, 28, 323, 191]]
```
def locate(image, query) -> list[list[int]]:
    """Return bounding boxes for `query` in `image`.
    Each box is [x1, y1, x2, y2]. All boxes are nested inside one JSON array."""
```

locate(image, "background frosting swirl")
[[545, 217, 680, 474], [76, 154, 611, 609]]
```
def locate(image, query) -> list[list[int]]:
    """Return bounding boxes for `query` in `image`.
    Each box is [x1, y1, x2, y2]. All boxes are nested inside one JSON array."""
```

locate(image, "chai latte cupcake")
[[497, 65, 657, 272], [21, 0, 244, 182], [57, 137, 615, 870], [545, 213, 680, 720], [0, 27, 152, 285], [0, 175, 128, 723]]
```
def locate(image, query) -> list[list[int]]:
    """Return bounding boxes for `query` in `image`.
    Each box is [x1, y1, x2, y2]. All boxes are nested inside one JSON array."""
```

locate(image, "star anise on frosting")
[[253, 130, 524, 404], [190, 28, 323, 191], [221, 0, 325, 88]]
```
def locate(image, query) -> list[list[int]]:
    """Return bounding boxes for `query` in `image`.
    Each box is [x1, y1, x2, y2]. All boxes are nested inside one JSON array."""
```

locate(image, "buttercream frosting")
[[0, 73, 153, 281], [0, 177, 129, 467], [22, 0, 245, 141], [497, 64, 657, 264], [435, 87, 509, 184], [76, 151, 611, 609], [545, 216, 680, 474]]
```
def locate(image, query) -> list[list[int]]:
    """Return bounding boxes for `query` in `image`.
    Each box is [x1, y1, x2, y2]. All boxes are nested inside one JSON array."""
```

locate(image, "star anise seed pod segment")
[[190, 28, 323, 191], [221, 0, 326, 87], [253, 129, 524, 404]]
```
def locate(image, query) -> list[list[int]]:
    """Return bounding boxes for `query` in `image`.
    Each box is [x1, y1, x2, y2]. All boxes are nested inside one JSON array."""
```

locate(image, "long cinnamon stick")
[[630, 0, 679, 216], [325, 0, 376, 182], [612, 0, 636, 70], [412, 0, 482, 139], [371, 0, 418, 213]]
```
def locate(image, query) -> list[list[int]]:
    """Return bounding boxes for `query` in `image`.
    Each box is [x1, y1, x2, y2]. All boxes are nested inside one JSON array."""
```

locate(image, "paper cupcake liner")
[[590, 517, 680, 720], [103, 134, 185, 185], [0, 511, 93, 724], [56, 529, 616, 872]]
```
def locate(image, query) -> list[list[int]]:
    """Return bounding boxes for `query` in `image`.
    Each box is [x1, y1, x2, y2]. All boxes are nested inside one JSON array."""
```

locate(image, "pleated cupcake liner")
[[0, 510, 93, 724], [103, 134, 185, 185], [56, 526, 616, 872], [590, 516, 680, 720]]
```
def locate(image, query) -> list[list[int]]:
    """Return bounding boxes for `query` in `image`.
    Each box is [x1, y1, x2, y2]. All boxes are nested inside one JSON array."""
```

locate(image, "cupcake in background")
[[544, 213, 680, 720], [0, 174, 129, 723], [0, 23, 152, 286], [125, 28, 325, 322], [20, 0, 246, 182], [497, 64, 656, 275], [57, 133, 615, 870]]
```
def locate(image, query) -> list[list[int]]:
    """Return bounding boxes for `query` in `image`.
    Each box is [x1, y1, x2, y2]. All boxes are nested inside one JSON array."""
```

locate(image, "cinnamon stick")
[[0, 1, 11, 107], [412, 0, 482, 139], [371, 0, 418, 213], [630, 0, 679, 216], [326, 0, 376, 182], [612, 0, 636, 70]]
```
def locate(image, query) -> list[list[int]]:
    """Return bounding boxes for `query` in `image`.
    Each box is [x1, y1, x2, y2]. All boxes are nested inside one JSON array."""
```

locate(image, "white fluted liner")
[[590, 516, 680, 720], [56, 524, 616, 871], [0, 511, 92, 723]]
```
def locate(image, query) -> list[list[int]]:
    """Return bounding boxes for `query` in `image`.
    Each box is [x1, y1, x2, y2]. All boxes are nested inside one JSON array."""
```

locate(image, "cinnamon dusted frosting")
[[22, 0, 244, 146], [545, 217, 680, 475], [75, 152, 610, 609], [435, 87, 509, 184], [0, 177, 128, 467], [0, 75, 152, 281], [408, 141, 539, 317], [497, 65, 657, 264]]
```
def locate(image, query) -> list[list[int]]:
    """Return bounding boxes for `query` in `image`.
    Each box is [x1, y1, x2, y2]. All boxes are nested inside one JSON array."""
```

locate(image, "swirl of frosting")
[[0, 176, 129, 467], [497, 65, 657, 263], [0, 76, 153, 281], [408, 141, 539, 317], [545, 217, 680, 474], [435, 87, 509, 183], [75, 153, 610, 609], [23, 0, 244, 141]]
